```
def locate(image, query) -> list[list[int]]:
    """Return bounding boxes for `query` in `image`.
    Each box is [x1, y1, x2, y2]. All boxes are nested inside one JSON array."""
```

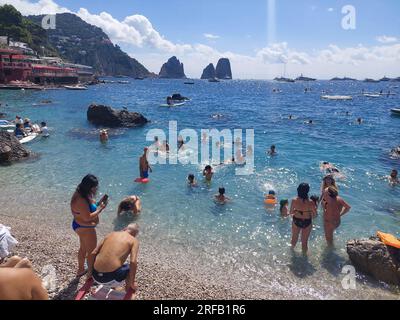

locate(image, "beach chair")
[[75, 277, 135, 300]]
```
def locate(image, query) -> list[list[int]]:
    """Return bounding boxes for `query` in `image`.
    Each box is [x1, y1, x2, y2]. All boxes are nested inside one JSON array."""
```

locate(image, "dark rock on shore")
[[159, 56, 186, 79], [201, 63, 216, 80], [215, 58, 232, 80], [347, 237, 400, 285], [0, 131, 30, 163], [87, 104, 149, 128]]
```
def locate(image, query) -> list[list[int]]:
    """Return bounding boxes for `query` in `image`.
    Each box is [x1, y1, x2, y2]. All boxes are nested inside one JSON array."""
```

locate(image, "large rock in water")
[[347, 237, 400, 285], [215, 58, 232, 80], [0, 131, 30, 163], [159, 56, 186, 79], [201, 63, 216, 80], [87, 104, 149, 128]]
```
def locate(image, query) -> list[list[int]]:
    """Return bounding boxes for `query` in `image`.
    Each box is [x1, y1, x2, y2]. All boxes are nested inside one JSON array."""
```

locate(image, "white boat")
[[0, 120, 15, 130], [321, 95, 353, 101], [64, 85, 88, 90], [363, 94, 381, 98], [19, 133, 38, 144], [160, 102, 186, 107], [391, 108, 400, 115]]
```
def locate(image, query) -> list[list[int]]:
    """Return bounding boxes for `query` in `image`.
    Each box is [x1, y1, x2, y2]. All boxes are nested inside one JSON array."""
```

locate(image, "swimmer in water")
[[388, 169, 399, 186], [268, 145, 277, 156], [188, 174, 198, 187], [117, 195, 142, 217], [357, 118, 363, 125], [99, 129, 109, 142], [264, 190, 278, 210], [203, 165, 214, 182], [214, 187, 230, 204], [288, 115, 293, 120], [280, 199, 289, 217]]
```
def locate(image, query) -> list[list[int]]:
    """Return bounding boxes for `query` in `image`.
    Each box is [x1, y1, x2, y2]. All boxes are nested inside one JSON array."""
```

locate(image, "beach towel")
[[0, 224, 18, 259], [377, 231, 400, 249]]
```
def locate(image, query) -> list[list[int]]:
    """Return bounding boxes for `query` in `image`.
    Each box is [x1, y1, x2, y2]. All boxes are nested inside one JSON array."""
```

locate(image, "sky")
[[1, 0, 400, 79]]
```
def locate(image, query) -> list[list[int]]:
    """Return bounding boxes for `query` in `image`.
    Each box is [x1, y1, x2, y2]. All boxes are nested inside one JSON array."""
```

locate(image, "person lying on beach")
[[118, 196, 142, 216], [0, 268, 49, 300], [203, 165, 214, 182], [388, 169, 399, 186], [322, 186, 351, 247], [214, 188, 230, 204], [188, 174, 198, 187], [0, 256, 32, 269], [90, 224, 139, 296], [139, 147, 152, 179]]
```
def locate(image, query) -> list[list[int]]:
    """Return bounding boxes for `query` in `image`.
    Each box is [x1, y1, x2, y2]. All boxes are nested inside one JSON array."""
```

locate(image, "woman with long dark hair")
[[70, 174, 108, 277], [290, 183, 317, 254]]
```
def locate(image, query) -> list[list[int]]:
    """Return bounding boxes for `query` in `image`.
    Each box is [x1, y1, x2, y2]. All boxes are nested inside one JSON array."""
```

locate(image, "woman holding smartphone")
[[70, 174, 108, 277]]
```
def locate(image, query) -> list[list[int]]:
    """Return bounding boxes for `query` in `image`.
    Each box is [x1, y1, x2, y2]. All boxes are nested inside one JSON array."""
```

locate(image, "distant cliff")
[[27, 13, 150, 77], [215, 58, 232, 79], [159, 56, 186, 79], [201, 63, 216, 79]]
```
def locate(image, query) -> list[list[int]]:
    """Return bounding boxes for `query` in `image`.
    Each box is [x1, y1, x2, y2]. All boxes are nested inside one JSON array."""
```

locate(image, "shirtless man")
[[139, 147, 152, 179], [0, 268, 48, 300], [90, 224, 140, 296], [322, 186, 351, 247]]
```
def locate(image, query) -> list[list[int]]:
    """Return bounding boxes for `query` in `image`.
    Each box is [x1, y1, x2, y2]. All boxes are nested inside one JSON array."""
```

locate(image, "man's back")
[[94, 232, 136, 272]]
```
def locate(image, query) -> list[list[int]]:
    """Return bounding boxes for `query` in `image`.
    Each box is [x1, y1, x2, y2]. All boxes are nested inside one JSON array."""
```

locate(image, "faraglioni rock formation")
[[0, 131, 30, 163], [159, 56, 186, 79], [215, 58, 232, 80], [347, 237, 400, 285], [87, 104, 149, 128], [201, 63, 216, 80]]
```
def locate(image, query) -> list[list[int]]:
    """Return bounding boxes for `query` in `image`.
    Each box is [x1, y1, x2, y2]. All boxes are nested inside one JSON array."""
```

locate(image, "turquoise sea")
[[0, 79, 399, 299]]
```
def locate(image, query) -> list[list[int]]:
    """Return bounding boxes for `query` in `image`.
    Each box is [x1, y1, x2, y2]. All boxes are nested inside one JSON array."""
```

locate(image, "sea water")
[[0, 79, 399, 299]]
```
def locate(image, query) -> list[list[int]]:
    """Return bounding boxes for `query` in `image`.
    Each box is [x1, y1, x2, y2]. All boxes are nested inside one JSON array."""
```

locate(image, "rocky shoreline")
[[0, 214, 250, 300]]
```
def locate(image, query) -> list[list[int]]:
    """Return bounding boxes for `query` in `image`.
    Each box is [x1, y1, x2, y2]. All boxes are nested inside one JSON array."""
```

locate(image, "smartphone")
[[101, 194, 109, 205]]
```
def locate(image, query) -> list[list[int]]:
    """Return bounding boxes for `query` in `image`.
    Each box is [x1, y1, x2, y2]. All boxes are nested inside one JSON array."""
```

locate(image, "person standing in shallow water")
[[70, 175, 108, 277], [322, 186, 351, 247], [290, 183, 317, 254], [139, 147, 152, 179]]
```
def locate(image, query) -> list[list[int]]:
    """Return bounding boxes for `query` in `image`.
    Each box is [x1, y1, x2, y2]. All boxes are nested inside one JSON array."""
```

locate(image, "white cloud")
[[257, 42, 311, 65], [203, 33, 220, 40], [327, 8, 334, 12], [376, 35, 398, 44], [0, 0, 69, 15]]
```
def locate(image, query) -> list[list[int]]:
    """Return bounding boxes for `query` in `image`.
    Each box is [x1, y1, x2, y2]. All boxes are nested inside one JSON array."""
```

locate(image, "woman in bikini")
[[70, 175, 108, 277], [290, 183, 317, 254], [322, 186, 351, 247]]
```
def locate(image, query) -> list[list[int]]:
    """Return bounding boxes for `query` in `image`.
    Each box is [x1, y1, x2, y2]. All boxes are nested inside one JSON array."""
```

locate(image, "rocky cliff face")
[[87, 104, 149, 128], [201, 63, 216, 80], [0, 131, 31, 163], [159, 56, 186, 79], [215, 58, 232, 79]]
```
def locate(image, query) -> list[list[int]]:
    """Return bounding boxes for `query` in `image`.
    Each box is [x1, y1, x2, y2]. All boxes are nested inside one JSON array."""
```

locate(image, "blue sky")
[[2, 0, 400, 78]]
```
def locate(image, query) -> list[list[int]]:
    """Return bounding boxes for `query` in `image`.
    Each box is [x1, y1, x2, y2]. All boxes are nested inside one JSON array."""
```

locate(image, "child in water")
[[279, 199, 289, 217], [215, 187, 230, 204], [188, 174, 197, 187], [203, 165, 214, 182]]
